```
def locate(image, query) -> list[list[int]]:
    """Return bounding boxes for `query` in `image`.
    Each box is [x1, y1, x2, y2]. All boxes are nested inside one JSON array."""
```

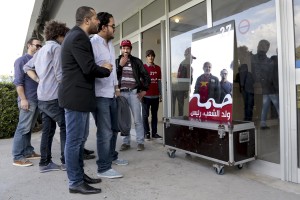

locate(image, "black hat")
[[145, 49, 155, 57]]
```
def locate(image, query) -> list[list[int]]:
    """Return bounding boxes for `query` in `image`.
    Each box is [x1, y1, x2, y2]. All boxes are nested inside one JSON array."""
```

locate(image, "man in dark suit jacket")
[[58, 6, 112, 195]]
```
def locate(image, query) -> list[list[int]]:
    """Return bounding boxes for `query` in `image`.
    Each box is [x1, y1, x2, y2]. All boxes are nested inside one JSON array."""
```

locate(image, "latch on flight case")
[[218, 125, 226, 139], [163, 117, 170, 128]]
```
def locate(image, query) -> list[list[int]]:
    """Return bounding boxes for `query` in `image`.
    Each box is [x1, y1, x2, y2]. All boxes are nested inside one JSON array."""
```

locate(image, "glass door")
[[212, 0, 280, 165]]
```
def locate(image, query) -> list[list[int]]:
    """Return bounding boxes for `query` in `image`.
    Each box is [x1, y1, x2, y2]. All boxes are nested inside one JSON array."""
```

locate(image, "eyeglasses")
[[32, 44, 42, 49], [106, 25, 116, 30]]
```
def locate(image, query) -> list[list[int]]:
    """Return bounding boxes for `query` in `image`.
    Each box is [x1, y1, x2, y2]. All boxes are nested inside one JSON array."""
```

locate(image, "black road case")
[[163, 118, 256, 175]]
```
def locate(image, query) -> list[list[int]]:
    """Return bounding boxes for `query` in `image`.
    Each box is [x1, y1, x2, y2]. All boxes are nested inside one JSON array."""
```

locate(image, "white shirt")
[[90, 34, 118, 98]]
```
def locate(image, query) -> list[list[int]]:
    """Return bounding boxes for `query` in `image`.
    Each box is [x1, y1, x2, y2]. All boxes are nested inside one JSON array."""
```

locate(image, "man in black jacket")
[[58, 6, 112, 195], [116, 40, 151, 151]]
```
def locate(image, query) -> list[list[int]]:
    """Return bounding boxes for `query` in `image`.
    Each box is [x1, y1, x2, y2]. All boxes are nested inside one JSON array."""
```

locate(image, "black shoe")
[[69, 182, 101, 194], [145, 133, 150, 140], [260, 126, 270, 130], [84, 173, 102, 184], [84, 148, 94, 155], [152, 133, 162, 139], [83, 154, 96, 160]]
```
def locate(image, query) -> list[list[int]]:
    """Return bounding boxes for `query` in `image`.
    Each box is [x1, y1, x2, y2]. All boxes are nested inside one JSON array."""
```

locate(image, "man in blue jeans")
[[91, 12, 128, 179], [24, 20, 70, 173], [116, 40, 151, 151], [12, 37, 42, 167], [251, 40, 279, 129], [58, 6, 112, 195]]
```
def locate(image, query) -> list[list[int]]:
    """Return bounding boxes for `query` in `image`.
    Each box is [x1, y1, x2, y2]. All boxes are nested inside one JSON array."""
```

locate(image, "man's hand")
[[137, 91, 146, 101], [119, 55, 128, 67], [102, 63, 112, 72], [20, 99, 29, 110], [184, 91, 188, 99], [115, 90, 121, 97]]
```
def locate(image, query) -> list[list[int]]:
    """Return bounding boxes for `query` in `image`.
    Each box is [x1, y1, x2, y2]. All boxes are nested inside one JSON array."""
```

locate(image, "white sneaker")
[[97, 169, 123, 179], [112, 159, 129, 166]]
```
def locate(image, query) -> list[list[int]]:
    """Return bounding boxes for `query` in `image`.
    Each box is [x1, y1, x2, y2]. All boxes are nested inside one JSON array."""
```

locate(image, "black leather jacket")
[[116, 54, 150, 92]]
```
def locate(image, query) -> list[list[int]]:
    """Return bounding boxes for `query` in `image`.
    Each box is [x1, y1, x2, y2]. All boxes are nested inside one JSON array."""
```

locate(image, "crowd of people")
[[11, 6, 162, 195]]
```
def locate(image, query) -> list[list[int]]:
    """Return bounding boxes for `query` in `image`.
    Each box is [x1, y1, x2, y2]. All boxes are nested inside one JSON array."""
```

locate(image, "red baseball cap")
[[120, 40, 132, 48]]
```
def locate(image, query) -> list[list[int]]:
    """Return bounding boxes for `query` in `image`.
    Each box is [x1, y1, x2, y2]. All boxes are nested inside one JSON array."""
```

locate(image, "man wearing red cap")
[[116, 40, 151, 151]]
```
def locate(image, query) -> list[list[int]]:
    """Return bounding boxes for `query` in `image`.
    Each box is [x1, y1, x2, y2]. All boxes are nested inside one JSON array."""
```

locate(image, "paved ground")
[[1, 120, 300, 200]]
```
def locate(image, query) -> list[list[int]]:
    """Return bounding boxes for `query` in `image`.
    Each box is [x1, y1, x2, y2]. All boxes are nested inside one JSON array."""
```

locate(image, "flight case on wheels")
[[163, 118, 256, 175]]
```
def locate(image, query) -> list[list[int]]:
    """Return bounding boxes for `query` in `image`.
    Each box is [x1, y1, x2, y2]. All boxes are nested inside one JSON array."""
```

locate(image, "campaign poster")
[[189, 21, 235, 122]]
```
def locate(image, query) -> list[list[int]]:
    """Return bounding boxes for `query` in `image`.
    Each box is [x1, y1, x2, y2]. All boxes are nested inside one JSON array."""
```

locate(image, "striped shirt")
[[120, 59, 137, 89]]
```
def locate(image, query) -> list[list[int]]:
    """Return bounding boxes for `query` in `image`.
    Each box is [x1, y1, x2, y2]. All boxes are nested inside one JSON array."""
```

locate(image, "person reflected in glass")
[[219, 69, 232, 102], [235, 64, 254, 121], [172, 47, 196, 116], [270, 55, 279, 119], [194, 62, 220, 103], [251, 39, 279, 129]]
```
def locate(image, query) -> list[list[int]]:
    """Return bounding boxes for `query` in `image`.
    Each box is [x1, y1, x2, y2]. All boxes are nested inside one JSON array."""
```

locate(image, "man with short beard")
[[58, 6, 112, 195], [91, 12, 128, 179], [116, 40, 151, 151], [12, 37, 42, 167]]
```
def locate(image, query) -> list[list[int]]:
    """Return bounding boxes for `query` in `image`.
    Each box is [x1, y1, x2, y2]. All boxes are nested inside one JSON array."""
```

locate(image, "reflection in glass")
[[212, 0, 279, 164], [293, 0, 300, 167], [170, 2, 207, 117]]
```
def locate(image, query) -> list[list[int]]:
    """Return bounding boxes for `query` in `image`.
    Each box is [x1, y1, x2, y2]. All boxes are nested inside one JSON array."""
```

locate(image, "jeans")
[[84, 113, 90, 143], [260, 94, 279, 127], [242, 91, 254, 121], [12, 100, 39, 161], [64, 109, 89, 188], [121, 89, 144, 145], [92, 97, 118, 173], [172, 91, 185, 116], [142, 97, 159, 135], [38, 99, 66, 166]]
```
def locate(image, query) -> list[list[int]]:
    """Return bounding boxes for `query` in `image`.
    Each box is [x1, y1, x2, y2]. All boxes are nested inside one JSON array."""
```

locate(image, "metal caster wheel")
[[213, 164, 225, 175], [167, 149, 176, 158], [237, 164, 243, 169]]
